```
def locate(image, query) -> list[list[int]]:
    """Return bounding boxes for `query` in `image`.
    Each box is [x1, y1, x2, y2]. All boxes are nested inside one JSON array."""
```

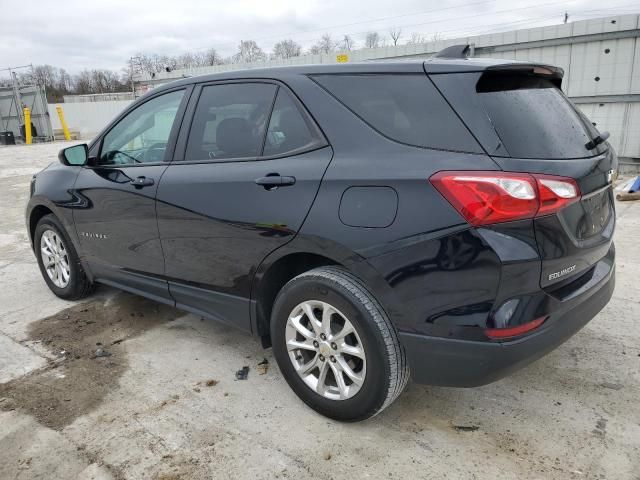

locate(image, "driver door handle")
[[255, 175, 296, 189], [131, 176, 155, 188]]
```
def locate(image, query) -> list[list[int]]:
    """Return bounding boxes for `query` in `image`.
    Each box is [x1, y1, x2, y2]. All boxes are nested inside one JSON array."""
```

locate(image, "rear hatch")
[[430, 65, 616, 288]]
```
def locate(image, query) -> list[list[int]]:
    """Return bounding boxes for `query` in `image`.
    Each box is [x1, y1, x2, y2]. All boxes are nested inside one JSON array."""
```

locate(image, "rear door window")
[[185, 83, 277, 161], [312, 74, 482, 153], [475, 72, 605, 159]]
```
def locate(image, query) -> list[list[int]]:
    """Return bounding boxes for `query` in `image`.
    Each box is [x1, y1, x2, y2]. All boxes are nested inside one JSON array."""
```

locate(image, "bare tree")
[[202, 48, 223, 66], [25, 65, 57, 90], [389, 28, 402, 46], [430, 32, 443, 42], [177, 52, 196, 69], [57, 68, 72, 92], [233, 40, 266, 63], [340, 34, 356, 51], [73, 70, 94, 95], [134, 53, 162, 75], [309, 34, 337, 54], [272, 39, 302, 59], [365, 32, 381, 49], [406, 32, 425, 45], [163, 55, 180, 71]]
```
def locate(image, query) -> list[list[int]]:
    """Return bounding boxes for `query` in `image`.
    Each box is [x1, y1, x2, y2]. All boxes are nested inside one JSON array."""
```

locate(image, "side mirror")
[[59, 144, 89, 166]]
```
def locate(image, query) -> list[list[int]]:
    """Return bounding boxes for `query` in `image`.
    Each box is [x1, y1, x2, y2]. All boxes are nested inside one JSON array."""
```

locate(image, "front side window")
[[185, 83, 277, 161], [100, 90, 184, 165]]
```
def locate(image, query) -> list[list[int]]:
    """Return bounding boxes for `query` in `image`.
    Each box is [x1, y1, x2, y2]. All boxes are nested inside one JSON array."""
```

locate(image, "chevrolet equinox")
[[27, 46, 616, 421]]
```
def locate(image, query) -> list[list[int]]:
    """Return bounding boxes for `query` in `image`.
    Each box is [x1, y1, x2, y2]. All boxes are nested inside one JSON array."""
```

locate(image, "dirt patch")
[[0, 293, 182, 429]]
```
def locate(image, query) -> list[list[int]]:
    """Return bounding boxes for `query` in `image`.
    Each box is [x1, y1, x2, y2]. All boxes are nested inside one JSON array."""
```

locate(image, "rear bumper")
[[400, 259, 615, 387]]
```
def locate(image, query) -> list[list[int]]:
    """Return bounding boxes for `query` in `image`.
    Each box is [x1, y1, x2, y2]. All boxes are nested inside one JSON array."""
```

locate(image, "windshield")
[[476, 73, 606, 159]]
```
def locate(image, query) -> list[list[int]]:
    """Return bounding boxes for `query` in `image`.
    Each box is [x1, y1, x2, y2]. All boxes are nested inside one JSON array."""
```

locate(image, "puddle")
[[0, 293, 182, 429]]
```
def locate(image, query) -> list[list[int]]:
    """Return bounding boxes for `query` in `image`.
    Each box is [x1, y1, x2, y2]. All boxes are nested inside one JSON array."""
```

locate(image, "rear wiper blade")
[[585, 131, 610, 150]]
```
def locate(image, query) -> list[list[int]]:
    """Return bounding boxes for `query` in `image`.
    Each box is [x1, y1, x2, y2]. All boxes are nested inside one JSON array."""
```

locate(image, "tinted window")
[[100, 90, 184, 165], [313, 74, 482, 153], [185, 83, 277, 161], [476, 73, 604, 159], [263, 89, 318, 156]]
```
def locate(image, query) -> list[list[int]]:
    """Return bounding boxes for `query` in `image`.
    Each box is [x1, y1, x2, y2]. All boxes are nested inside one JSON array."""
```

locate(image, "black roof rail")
[[433, 44, 471, 59]]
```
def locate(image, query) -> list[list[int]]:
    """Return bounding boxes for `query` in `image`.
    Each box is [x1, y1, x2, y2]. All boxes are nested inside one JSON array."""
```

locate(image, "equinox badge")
[[548, 265, 576, 281], [79, 232, 108, 240]]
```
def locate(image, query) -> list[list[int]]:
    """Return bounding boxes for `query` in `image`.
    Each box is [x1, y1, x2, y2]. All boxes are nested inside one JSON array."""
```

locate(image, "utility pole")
[[564, 12, 569, 24], [129, 56, 138, 99]]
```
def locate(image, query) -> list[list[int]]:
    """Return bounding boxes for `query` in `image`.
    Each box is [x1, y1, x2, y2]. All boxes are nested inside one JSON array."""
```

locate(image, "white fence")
[[47, 100, 132, 140]]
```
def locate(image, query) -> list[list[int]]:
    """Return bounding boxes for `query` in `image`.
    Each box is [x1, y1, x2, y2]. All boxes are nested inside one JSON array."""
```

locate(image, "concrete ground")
[[0, 141, 639, 480]]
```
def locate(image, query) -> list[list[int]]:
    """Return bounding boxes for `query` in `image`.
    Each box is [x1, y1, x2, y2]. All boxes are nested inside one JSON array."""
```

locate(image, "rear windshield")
[[312, 74, 482, 153], [476, 72, 605, 159]]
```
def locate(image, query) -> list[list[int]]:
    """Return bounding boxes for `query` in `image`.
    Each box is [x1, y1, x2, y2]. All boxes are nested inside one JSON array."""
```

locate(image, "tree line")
[[20, 28, 439, 101], [14, 65, 133, 103], [134, 29, 441, 75]]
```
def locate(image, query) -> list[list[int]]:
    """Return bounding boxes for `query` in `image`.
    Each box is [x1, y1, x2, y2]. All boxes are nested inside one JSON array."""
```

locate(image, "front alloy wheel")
[[34, 214, 94, 300], [286, 300, 366, 400], [40, 229, 71, 288]]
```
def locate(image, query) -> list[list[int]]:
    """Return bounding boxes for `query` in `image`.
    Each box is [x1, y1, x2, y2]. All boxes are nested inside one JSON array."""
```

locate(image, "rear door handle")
[[130, 176, 155, 188], [255, 175, 296, 189]]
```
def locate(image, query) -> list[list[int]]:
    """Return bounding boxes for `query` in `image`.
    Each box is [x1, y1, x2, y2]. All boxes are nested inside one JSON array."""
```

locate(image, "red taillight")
[[430, 171, 580, 226], [536, 175, 580, 216], [484, 316, 547, 339]]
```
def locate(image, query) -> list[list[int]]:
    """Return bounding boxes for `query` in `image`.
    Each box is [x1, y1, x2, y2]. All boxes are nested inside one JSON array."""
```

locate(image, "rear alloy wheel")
[[271, 266, 409, 421], [285, 300, 366, 401]]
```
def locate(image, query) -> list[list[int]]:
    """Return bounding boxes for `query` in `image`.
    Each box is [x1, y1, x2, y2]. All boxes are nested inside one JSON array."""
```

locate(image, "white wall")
[[47, 100, 132, 140]]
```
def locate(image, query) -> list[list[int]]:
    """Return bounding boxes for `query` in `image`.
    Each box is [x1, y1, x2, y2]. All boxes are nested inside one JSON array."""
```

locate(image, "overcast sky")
[[1, 0, 638, 74]]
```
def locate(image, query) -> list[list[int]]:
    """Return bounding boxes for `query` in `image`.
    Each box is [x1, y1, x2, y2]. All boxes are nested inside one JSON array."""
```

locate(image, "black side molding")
[[434, 44, 471, 59]]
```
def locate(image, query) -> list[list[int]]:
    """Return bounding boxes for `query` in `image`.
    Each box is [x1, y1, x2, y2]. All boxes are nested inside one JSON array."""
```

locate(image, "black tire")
[[271, 266, 409, 421], [34, 214, 94, 300]]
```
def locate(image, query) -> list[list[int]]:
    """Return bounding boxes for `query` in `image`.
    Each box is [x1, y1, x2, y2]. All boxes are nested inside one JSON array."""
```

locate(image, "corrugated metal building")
[[135, 13, 640, 164]]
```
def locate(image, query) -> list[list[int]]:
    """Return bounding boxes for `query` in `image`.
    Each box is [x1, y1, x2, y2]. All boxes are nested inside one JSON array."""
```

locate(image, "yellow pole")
[[23, 107, 32, 144], [55, 105, 71, 141]]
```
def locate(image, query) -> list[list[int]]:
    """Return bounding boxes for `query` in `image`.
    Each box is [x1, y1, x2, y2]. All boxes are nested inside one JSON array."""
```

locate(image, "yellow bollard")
[[23, 107, 32, 144], [55, 105, 71, 141]]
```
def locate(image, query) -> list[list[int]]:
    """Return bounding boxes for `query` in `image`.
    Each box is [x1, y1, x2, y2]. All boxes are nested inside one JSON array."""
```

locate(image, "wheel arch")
[[250, 235, 402, 345], [252, 251, 340, 342], [27, 198, 94, 282], [28, 204, 55, 248]]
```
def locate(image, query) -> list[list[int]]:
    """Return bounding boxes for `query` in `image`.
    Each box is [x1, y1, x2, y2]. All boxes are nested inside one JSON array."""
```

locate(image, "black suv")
[[27, 48, 616, 421]]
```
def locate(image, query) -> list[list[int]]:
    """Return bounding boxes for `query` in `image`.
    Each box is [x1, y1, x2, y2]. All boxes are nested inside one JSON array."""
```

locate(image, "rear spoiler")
[[428, 44, 564, 81], [480, 64, 564, 89], [485, 63, 564, 80]]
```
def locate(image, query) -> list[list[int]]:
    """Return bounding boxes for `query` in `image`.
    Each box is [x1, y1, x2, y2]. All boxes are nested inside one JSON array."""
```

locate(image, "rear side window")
[[263, 89, 319, 156], [312, 74, 482, 153], [185, 83, 277, 161], [475, 72, 605, 159]]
